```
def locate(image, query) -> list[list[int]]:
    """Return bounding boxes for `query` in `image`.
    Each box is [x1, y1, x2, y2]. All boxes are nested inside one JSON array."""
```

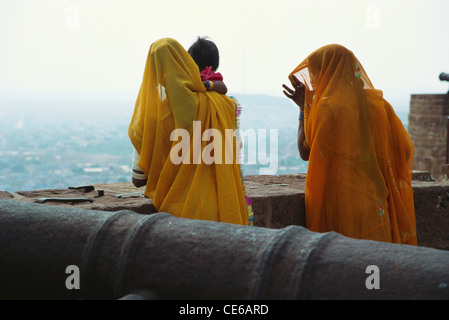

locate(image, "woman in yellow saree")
[[129, 38, 251, 225], [283, 44, 417, 245]]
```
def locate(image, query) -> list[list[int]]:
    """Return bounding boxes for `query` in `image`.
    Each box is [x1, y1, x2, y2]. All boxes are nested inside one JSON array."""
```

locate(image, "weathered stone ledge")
[[1, 171, 448, 251]]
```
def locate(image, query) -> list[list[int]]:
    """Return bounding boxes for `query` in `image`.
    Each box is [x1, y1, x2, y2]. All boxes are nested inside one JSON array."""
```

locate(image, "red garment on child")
[[200, 66, 223, 81]]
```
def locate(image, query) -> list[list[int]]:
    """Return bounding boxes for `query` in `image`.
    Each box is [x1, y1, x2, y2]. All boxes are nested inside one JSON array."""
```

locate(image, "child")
[[188, 36, 228, 95]]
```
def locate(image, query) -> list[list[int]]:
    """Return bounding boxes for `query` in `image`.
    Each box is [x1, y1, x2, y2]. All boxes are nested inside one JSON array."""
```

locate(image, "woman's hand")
[[282, 75, 305, 111]]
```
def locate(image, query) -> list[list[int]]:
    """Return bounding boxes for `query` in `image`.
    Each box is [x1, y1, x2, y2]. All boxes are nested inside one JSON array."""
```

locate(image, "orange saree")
[[290, 44, 417, 245]]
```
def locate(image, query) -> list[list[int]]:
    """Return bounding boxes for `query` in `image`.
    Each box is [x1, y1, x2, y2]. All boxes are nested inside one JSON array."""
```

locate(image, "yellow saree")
[[290, 44, 417, 245], [129, 38, 250, 225]]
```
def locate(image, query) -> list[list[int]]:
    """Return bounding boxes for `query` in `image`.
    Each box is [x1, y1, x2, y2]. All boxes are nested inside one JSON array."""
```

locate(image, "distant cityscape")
[[0, 99, 133, 192], [0, 94, 408, 193]]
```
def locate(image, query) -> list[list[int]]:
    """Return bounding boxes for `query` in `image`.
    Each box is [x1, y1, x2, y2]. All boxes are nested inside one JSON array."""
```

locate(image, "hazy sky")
[[1, 0, 448, 111]]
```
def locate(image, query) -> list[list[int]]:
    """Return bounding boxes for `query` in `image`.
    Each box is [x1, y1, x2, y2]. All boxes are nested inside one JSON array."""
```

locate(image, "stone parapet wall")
[[2, 173, 449, 251], [408, 94, 449, 178]]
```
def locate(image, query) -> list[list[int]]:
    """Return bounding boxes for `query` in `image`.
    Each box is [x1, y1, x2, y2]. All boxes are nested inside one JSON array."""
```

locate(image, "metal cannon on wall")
[[440, 72, 449, 93], [0, 200, 448, 300]]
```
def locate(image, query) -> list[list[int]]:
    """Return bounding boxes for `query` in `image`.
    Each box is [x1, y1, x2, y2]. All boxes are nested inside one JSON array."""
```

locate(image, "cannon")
[[440, 72, 449, 93], [440, 72, 449, 82], [0, 200, 448, 300]]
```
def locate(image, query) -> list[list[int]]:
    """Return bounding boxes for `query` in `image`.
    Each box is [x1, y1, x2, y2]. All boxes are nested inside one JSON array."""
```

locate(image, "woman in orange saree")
[[129, 38, 252, 225], [283, 44, 417, 245]]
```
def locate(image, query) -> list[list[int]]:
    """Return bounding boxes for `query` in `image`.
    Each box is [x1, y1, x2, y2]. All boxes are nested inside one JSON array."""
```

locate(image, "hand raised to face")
[[282, 74, 305, 110]]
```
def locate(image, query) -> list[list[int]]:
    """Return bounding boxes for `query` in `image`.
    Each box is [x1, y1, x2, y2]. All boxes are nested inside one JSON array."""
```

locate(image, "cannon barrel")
[[440, 72, 449, 82], [0, 200, 448, 300]]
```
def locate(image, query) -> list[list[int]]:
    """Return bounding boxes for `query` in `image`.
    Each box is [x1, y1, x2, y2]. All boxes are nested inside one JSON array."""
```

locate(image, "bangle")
[[209, 81, 214, 91], [132, 170, 147, 180], [204, 81, 210, 90], [299, 111, 304, 121]]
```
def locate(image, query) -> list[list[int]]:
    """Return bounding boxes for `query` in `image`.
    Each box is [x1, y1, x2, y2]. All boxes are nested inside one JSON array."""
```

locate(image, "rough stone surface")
[[412, 183, 449, 250], [9, 183, 155, 215], [408, 94, 449, 179]]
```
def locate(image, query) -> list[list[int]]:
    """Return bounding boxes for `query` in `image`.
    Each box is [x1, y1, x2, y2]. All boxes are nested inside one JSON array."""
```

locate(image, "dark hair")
[[188, 36, 219, 71]]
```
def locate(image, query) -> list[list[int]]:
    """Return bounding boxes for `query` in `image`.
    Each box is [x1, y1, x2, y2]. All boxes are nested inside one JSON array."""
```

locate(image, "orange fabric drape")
[[129, 38, 249, 225], [290, 44, 417, 244]]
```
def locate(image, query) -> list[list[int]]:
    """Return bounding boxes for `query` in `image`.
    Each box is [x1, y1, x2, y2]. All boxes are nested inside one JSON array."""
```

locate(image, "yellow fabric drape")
[[129, 38, 249, 225], [290, 44, 417, 245]]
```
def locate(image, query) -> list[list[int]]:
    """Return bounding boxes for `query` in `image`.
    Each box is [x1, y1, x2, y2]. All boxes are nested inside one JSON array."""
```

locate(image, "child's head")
[[188, 36, 219, 71]]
